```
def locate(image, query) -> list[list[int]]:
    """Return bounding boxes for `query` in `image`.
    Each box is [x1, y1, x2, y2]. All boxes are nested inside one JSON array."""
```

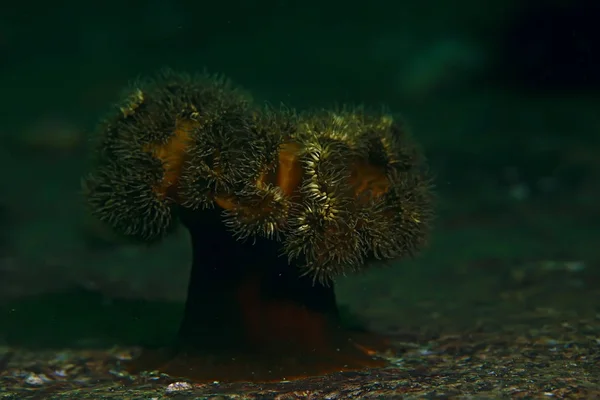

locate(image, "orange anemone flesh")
[[134, 134, 393, 382], [350, 160, 390, 200], [145, 117, 198, 199], [275, 142, 304, 197]]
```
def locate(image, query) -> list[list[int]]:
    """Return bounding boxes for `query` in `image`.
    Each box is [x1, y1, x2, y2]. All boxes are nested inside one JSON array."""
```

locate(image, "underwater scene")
[[0, 0, 598, 398]]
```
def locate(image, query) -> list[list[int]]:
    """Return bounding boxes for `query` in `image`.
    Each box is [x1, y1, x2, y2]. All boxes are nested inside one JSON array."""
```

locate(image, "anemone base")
[[127, 331, 387, 382]]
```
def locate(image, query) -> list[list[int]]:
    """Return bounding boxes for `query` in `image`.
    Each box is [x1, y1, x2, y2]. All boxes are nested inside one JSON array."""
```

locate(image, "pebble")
[[165, 381, 192, 393], [25, 373, 51, 385]]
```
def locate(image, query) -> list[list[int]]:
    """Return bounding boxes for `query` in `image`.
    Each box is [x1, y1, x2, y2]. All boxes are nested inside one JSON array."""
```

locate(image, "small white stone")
[[165, 381, 192, 393], [53, 369, 67, 378], [24, 373, 45, 386]]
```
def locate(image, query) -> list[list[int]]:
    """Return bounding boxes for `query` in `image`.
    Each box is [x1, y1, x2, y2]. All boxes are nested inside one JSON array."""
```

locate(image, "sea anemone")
[[83, 70, 433, 382]]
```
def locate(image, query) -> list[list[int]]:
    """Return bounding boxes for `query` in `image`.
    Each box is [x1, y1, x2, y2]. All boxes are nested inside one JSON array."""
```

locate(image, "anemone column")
[[176, 206, 340, 353]]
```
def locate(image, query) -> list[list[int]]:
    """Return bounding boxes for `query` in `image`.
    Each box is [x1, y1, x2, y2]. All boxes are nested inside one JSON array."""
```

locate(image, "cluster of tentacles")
[[83, 70, 433, 283]]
